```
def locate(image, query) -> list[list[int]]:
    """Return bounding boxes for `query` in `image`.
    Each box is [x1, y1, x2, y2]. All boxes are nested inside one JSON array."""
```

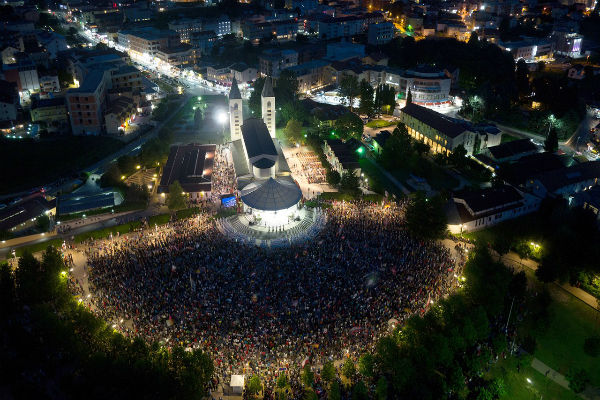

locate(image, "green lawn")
[[148, 214, 171, 226], [487, 358, 579, 400], [10, 238, 65, 258], [359, 158, 404, 197], [526, 295, 600, 386], [501, 133, 519, 143], [0, 137, 124, 194], [74, 221, 142, 243], [390, 159, 459, 191], [365, 119, 397, 129]]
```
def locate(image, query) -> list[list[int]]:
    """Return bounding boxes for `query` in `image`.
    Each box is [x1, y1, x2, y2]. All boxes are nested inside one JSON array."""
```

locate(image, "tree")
[[406, 88, 412, 104], [36, 215, 50, 232], [326, 170, 341, 186], [276, 373, 289, 388], [321, 361, 336, 383], [583, 336, 600, 357], [249, 77, 265, 116], [0, 262, 15, 315], [358, 354, 374, 378], [302, 364, 314, 387], [375, 84, 397, 115], [341, 358, 356, 382], [339, 75, 360, 111], [380, 125, 414, 170], [358, 79, 375, 117], [329, 381, 342, 400], [352, 380, 368, 400], [405, 191, 447, 240], [247, 375, 262, 396], [375, 377, 388, 400], [468, 31, 479, 46], [566, 368, 590, 393], [449, 144, 468, 168], [413, 141, 430, 156], [275, 70, 299, 105], [340, 171, 360, 193], [334, 112, 364, 141], [283, 118, 303, 144], [168, 181, 186, 211], [544, 128, 558, 153], [516, 59, 530, 96]]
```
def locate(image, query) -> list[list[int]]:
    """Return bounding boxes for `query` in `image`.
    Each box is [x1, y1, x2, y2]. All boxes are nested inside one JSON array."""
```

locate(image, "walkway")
[[364, 157, 411, 196], [530, 358, 600, 400], [497, 252, 599, 312], [530, 357, 571, 390]]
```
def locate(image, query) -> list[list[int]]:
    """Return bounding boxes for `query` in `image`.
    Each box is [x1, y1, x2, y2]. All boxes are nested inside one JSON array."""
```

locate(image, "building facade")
[[399, 103, 476, 155]]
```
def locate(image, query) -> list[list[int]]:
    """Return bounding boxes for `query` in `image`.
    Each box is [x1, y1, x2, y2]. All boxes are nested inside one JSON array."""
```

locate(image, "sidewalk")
[[531, 357, 570, 390], [497, 252, 599, 312]]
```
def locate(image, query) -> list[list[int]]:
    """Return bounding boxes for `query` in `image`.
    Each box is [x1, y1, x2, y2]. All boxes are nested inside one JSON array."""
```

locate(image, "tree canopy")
[[405, 191, 447, 240], [168, 181, 186, 211]]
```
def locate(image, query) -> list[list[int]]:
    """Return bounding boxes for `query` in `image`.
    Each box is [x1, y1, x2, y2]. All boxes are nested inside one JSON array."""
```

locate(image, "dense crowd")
[[85, 201, 460, 393], [211, 144, 237, 201]]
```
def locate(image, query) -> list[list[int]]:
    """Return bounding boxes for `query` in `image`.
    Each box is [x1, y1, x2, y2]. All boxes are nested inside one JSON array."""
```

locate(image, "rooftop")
[[455, 185, 523, 215], [158, 143, 216, 194], [241, 118, 278, 161], [0, 194, 55, 232], [487, 138, 538, 160], [401, 103, 468, 139], [534, 161, 600, 193], [240, 177, 302, 211]]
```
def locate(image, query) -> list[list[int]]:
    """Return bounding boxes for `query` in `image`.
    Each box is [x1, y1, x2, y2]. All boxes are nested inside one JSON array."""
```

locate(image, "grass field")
[[74, 221, 142, 243], [526, 294, 600, 386], [0, 136, 123, 195], [365, 119, 397, 129], [391, 159, 459, 191], [10, 238, 65, 258], [148, 214, 171, 226], [501, 133, 519, 143], [487, 358, 579, 400], [359, 158, 404, 197]]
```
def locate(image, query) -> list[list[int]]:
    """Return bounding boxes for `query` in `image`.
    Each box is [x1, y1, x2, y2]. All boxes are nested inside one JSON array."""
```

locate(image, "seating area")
[[216, 207, 326, 247]]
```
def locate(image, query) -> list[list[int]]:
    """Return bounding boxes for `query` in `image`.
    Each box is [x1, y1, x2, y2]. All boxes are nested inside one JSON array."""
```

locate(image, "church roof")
[[229, 77, 241, 100], [262, 76, 274, 98], [241, 118, 278, 160], [240, 178, 302, 211]]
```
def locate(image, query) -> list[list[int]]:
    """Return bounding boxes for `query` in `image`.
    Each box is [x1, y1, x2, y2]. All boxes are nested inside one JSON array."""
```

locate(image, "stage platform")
[[216, 207, 326, 248]]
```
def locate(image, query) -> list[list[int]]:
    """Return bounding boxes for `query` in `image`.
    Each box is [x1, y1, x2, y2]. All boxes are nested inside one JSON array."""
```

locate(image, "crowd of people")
[[84, 200, 461, 394], [210, 144, 237, 201]]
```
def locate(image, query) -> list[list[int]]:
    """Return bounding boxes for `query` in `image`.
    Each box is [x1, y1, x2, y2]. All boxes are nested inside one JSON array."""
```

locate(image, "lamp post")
[[216, 110, 227, 139], [547, 114, 556, 137]]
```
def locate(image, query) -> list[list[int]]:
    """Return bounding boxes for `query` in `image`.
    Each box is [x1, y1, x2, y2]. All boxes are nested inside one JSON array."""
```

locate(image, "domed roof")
[[241, 178, 302, 211]]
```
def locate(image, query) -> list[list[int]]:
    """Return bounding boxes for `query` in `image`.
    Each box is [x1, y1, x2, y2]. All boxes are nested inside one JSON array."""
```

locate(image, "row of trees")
[[338, 75, 397, 117], [0, 247, 214, 399]]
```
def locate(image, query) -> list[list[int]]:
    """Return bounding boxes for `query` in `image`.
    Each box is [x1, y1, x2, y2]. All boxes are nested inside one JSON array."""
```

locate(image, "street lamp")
[[547, 114, 556, 136], [216, 110, 227, 138]]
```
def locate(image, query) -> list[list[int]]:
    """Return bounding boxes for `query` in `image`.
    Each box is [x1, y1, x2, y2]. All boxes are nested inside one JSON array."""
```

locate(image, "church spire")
[[261, 76, 274, 98], [229, 77, 241, 100]]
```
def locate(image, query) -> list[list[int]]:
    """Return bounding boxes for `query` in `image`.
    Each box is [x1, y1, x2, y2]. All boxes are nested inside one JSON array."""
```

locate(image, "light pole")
[[547, 114, 556, 137]]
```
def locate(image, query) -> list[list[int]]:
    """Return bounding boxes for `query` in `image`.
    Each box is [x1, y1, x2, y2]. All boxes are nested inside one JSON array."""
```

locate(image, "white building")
[[446, 185, 541, 234], [39, 75, 60, 93]]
